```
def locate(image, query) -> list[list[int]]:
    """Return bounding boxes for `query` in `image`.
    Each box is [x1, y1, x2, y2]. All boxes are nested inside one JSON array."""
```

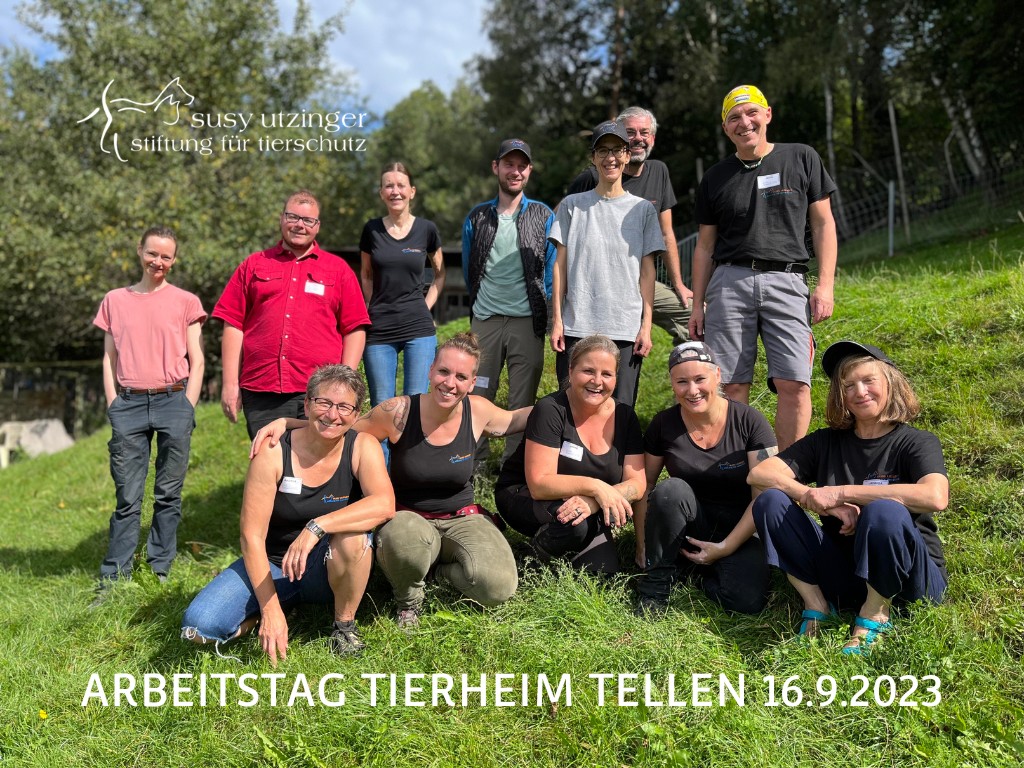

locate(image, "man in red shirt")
[[214, 190, 369, 438]]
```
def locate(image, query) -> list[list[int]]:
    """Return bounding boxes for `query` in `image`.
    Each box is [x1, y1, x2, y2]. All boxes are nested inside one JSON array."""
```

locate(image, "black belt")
[[722, 259, 808, 273], [119, 381, 186, 396]]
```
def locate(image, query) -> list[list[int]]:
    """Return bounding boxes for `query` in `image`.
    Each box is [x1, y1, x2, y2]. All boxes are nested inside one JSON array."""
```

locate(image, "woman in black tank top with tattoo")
[[356, 332, 531, 628]]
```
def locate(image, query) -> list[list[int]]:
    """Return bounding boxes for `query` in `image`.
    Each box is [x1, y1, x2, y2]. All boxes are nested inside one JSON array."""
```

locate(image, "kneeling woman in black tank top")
[[182, 365, 394, 663], [350, 332, 530, 627]]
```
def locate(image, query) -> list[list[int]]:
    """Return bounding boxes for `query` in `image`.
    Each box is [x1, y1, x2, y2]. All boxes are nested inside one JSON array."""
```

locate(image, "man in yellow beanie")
[[688, 85, 838, 450]]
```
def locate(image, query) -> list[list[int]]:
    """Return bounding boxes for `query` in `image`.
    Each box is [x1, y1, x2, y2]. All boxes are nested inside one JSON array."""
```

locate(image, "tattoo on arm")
[[619, 484, 640, 503], [756, 446, 779, 461], [393, 397, 408, 433]]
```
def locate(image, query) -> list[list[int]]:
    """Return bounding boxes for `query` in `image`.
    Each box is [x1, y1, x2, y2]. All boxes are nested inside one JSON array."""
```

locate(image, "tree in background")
[[0, 0, 363, 362], [343, 81, 493, 244]]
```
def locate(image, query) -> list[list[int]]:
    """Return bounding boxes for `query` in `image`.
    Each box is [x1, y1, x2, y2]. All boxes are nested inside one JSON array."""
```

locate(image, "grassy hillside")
[[1, 224, 1023, 766]]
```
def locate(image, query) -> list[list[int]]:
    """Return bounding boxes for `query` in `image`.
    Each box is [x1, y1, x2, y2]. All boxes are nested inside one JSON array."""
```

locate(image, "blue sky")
[[0, 0, 493, 116]]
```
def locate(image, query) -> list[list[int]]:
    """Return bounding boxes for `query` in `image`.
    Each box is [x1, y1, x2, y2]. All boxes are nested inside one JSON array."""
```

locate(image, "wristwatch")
[[304, 519, 326, 540]]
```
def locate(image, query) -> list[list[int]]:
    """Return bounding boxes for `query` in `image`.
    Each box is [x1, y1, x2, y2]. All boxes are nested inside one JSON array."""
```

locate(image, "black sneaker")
[[88, 579, 119, 609], [396, 605, 422, 630], [329, 621, 366, 656], [634, 594, 669, 618]]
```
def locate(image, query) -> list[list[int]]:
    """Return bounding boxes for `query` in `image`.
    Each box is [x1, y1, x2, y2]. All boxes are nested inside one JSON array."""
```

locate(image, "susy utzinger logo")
[[77, 77, 369, 162], [78, 78, 195, 162]]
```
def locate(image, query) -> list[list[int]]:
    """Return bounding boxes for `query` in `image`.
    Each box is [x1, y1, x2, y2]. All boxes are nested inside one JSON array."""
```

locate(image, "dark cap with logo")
[[821, 340, 896, 379], [496, 138, 532, 162], [590, 120, 629, 150], [668, 341, 718, 370]]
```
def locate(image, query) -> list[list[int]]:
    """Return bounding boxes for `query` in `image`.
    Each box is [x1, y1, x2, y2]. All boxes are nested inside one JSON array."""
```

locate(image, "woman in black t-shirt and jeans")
[[359, 162, 446, 408]]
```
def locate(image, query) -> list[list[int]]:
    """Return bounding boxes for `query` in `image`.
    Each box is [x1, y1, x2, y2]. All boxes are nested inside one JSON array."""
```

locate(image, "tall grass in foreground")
[[1, 225, 1023, 766]]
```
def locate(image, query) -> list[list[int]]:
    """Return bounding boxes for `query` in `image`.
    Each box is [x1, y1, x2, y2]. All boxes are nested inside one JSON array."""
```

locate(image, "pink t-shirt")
[[93, 285, 207, 388]]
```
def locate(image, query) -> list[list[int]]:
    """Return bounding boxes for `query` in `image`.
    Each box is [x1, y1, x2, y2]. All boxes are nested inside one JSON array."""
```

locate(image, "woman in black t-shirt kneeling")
[[635, 342, 777, 617], [495, 335, 646, 574]]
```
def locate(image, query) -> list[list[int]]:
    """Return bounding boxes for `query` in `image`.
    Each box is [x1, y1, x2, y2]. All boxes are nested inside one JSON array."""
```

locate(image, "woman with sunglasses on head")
[[633, 342, 776, 617], [749, 341, 948, 653], [359, 162, 445, 411], [495, 335, 645, 574], [182, 365, 394, 663], [550, 121, 664, 408]]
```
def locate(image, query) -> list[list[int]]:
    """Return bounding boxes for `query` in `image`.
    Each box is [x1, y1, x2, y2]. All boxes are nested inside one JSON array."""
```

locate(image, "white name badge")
[[304, 280, 325, 296], [560, 441, 584, 462], [475, 376, 490, 389], [864, 479, 891, 486], [280, 476, 303, 494], [757, 173, 781, 189]]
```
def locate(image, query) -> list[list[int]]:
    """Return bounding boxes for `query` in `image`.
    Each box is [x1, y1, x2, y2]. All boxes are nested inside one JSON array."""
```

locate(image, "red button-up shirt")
[[212, 242, 369, 393]]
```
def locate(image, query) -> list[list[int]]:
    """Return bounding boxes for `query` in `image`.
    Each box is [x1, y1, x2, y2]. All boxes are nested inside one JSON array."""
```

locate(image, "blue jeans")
[[101, 387, 195, 580], [363, 335, 437, 407], [181, 538, 337, 643]]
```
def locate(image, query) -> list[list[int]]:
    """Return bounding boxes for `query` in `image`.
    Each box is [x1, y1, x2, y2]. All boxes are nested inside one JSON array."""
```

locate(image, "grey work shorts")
[[704, 264, 814, 388]]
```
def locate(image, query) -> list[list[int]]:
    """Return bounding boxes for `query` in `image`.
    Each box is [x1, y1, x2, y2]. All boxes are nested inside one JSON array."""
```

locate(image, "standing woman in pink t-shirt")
[[91, 227, 207, 604]]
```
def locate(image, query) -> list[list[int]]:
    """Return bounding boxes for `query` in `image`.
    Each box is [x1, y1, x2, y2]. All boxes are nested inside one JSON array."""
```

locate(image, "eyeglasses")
[[309, 397, 358, 415], [625, 129, 652, 139], [282, 211, 320, 227], [594, 146, 629, 159]]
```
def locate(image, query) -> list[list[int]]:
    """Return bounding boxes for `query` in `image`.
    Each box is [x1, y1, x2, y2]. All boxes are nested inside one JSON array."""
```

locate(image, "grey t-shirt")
[[549, 190, 664, 341]]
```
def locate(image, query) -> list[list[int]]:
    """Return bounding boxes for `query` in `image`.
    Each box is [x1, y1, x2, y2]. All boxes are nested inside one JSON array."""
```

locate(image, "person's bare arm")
[[101, 333, 118, 407], [340, 328, 366, 368], [238, 443, 288, 665], [550, 244, 567, 352], [220, 324, 244, 422], [424, 248, 445, 310], [359, 251, 373, 304], [184, 321, 205, 406], [687, 224, 717, 340], [658, 209, 692, 305], [809, 197, 837, 324]]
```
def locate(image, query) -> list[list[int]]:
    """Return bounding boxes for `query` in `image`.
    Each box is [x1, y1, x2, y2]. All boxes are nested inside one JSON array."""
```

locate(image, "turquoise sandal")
[[798, 605, 837, 637], [841, 616, 893, 655]]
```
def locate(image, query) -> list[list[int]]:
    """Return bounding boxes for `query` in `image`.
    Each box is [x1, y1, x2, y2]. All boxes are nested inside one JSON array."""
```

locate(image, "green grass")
[[2, 225, 1024, 766]]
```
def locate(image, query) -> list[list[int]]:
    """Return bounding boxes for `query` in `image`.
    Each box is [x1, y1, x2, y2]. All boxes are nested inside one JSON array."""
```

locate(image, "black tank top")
[[390, 395, 475, 512], [266, 429, 361, 565]]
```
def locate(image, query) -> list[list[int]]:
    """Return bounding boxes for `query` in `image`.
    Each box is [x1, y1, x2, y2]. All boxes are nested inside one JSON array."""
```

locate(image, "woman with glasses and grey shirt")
[[550, 120, 664, 408]]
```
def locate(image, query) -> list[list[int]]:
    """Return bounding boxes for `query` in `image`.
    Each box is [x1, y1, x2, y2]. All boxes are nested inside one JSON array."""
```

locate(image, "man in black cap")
[[462, 138, 556, 464]]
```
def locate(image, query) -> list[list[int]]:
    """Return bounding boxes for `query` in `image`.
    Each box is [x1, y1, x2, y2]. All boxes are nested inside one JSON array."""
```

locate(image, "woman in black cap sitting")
[[634, 341, 777, 616], [749, 341, 948, 654]]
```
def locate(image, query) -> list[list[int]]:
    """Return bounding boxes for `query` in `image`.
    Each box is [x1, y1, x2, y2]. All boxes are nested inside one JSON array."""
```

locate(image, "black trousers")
[[639, 477, 768, 614], [495, 484, 620, 575], [240, 389, 306, 441]]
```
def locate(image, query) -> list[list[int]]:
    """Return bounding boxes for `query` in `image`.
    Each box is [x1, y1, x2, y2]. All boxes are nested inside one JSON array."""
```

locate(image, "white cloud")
[[0, 1, 493, 115]]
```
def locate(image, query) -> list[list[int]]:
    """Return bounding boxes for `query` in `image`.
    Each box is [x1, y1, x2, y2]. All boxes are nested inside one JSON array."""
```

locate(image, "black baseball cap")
[[590, 121, 629, 150], [496, 138, 532, 162], [821, 340, 896, 379]]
